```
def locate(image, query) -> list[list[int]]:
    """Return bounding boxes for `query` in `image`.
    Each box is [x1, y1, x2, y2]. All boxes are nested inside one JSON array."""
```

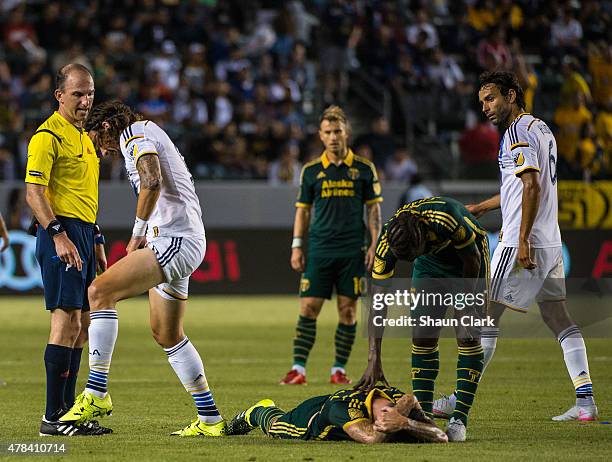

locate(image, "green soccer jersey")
[[372, 196, 489, 280], [296, 149, 383, 257], [305, 386, 404, 441]]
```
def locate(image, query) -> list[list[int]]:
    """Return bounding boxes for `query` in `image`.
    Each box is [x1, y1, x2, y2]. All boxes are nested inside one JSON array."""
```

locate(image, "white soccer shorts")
[[147, 236, 206, 300], [489, 245, 566, 312]]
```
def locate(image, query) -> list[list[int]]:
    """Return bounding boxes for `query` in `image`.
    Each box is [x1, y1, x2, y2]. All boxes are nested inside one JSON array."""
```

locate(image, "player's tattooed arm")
[[373, 406, 447, 443], [134, 154, 162, 220], [344, 419, 389, 444], [365, 203, 381, 272]]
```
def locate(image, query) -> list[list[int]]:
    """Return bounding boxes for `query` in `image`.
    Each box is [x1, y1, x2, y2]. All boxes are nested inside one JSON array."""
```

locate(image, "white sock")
[[481, 327, 499, 374], [85, 310, 119, 398], [557, 326, 594, 405], [292, 365, 306, 375], [331, 366, 345, 375], [165, 337, 222, 424]]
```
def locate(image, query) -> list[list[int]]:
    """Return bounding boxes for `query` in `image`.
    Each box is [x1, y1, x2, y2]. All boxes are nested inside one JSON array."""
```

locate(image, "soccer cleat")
[[433, 394, 455, 419], [39, 416, 112, 436], [279, 369, 306, 385], [171, 418, 227, 437], [552, 404, 599, 422], [330, 370, 352, 384], [227, 399, 276, 435], [60, 391, 113, 424], [445, 417, 466, 442]]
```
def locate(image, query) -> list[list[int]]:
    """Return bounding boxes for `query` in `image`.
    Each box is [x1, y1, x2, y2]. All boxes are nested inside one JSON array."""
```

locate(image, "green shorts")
[[300, 254, 365, 299], [268, 395, 328, 440]]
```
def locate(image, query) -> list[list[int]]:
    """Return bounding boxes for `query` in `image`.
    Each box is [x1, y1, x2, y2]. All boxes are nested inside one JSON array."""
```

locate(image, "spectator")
[[458, 113, 500, 179], [477, 27, 511, 71], [577, 122, 607, 181], [406, 8, 439, 50], [588, 42, 612, 108], [559, 56, 592, 106], [398, 174, 434, 208], [554, 93, 593, 178], [385, 147, 418, 182], [268, 142, 302, 186], [354, 116, 395, 169]]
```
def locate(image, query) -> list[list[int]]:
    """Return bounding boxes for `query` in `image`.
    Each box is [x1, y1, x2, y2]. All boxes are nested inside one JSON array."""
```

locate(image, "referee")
[[25, 64, 108, 436]]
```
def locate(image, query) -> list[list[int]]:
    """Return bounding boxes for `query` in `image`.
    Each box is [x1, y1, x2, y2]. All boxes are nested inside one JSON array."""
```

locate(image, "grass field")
[[0, 296, 611, 461]]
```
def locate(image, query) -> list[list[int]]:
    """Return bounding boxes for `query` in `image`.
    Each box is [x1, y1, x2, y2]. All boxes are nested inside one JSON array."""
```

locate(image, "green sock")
[[250, 406, 285, 435], [453, 345, 484, 426], [333, 322, 357, 369], [411, 344, 439, 417], [293, 315, 316, 368]]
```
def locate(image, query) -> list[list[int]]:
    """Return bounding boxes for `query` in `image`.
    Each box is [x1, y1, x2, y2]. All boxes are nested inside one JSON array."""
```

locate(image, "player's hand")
[[95, 243, 107, 274], [0, 234, 9, 252], [466, 203, 484, 218], [518, 240, 536, 270], [364, 244, 376, 272], [355, 356, 389, 392], [373, 406, 407, 433], [53, 232, 83, 271], [291, 247, 305, 272], [126, 235, 147, 254]]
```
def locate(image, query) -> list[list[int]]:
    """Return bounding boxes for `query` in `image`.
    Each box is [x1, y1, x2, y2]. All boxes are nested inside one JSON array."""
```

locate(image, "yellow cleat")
[[171, 418, 227, 437], [60, 391, 112, 424], [245, 399, 276, 426]]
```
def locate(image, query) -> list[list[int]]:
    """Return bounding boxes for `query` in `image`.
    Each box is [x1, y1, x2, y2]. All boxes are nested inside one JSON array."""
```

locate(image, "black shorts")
[[35, 216, 96, 311]]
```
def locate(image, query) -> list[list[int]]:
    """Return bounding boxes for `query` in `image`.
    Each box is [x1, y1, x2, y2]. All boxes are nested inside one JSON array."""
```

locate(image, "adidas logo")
[[90, 349, 100, 356], [52, 225, 61, 231], [316, 171, 326, 179]]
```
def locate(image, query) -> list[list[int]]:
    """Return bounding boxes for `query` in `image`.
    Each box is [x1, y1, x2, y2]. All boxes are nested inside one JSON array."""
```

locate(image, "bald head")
[[56, 63, 93, 91]]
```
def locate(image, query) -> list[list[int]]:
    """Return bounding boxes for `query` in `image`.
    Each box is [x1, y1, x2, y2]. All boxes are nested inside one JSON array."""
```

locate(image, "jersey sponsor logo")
[[348, 167, 360, 180], [321, 179, 355, 198], [316, 171, 327, 179], [28, 170, 43, 177], [513, 151, 525, 166], [348, 408, 364, 420]]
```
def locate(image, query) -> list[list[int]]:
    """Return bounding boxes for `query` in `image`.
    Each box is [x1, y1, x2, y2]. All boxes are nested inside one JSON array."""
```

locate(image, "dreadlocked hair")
[[387, 211, 426, 260], [85, 100, 141, 139]]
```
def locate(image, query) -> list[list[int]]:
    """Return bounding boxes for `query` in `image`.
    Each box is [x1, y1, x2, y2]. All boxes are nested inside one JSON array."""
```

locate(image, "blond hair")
[[319, 105, 351, 135]]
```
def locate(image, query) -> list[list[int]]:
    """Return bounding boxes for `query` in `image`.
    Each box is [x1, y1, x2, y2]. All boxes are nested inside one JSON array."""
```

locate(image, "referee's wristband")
[[46, 219, 65, 238], [132, 217, 148, 237], [291, 237, 303, 249]]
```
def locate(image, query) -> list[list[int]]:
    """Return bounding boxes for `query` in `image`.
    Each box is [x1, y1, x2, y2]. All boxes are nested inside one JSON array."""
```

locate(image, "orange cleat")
[[279, 369, 307, 385]]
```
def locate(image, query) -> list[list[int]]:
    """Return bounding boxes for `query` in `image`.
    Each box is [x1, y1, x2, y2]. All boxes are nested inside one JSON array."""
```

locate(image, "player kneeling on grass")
[[226, 385, 447, 444], [59, 101, 225, 436]]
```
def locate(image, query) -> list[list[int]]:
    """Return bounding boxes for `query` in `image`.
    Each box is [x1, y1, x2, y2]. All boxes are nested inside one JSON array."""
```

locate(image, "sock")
[[411, 344, 439, 417], [452, 345, 484, 426], [64, 347, 83, 408], [165, 337, 222, 424], [44, 344, 72, 420], [249, 405, 285, 435], [333, 322, 357, 370], [292, 315, 316, 370], [481, 327, 499, 373], [557, 325, 594, 405], [85, 310, 118, 398]]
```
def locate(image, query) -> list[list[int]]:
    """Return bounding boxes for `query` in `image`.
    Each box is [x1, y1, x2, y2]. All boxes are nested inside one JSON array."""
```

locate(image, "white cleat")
[[445, 417, 466, 442], [433, 394, 455, 419], [552, 404, 598, 422]]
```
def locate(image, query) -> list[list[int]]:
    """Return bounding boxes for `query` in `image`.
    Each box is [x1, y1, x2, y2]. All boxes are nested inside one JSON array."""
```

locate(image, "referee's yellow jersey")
[[25, 111, 99, 224]]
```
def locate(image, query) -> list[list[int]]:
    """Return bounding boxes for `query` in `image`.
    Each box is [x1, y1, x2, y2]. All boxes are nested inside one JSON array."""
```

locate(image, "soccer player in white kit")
[[434, 72, 597, 422], [60, 101, 226, 436]]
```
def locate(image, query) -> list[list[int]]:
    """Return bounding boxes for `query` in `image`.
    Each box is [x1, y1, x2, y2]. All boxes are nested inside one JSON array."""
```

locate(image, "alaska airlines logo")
[[321, 179, 355, 198]]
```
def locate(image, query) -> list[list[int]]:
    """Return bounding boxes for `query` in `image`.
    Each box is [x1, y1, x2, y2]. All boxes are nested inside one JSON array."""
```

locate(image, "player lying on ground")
[[59, 101, 225, 436], [434, 71, 597, 422], [358, 197, 490, 442], [226, 385, 447, 443]]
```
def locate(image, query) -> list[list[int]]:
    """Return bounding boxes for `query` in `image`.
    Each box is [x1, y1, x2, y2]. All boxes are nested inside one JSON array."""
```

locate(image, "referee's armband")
[[46, 219, 65, 238]]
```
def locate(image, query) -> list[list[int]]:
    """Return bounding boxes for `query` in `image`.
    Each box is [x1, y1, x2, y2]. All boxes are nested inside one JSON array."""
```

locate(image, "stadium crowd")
[[0, 0, 610, 182]]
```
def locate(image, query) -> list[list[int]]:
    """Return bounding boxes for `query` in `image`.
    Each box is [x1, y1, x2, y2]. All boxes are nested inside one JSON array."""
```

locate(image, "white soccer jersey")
[[498, 113, 562, 248], [120, 121, 205, 238]]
